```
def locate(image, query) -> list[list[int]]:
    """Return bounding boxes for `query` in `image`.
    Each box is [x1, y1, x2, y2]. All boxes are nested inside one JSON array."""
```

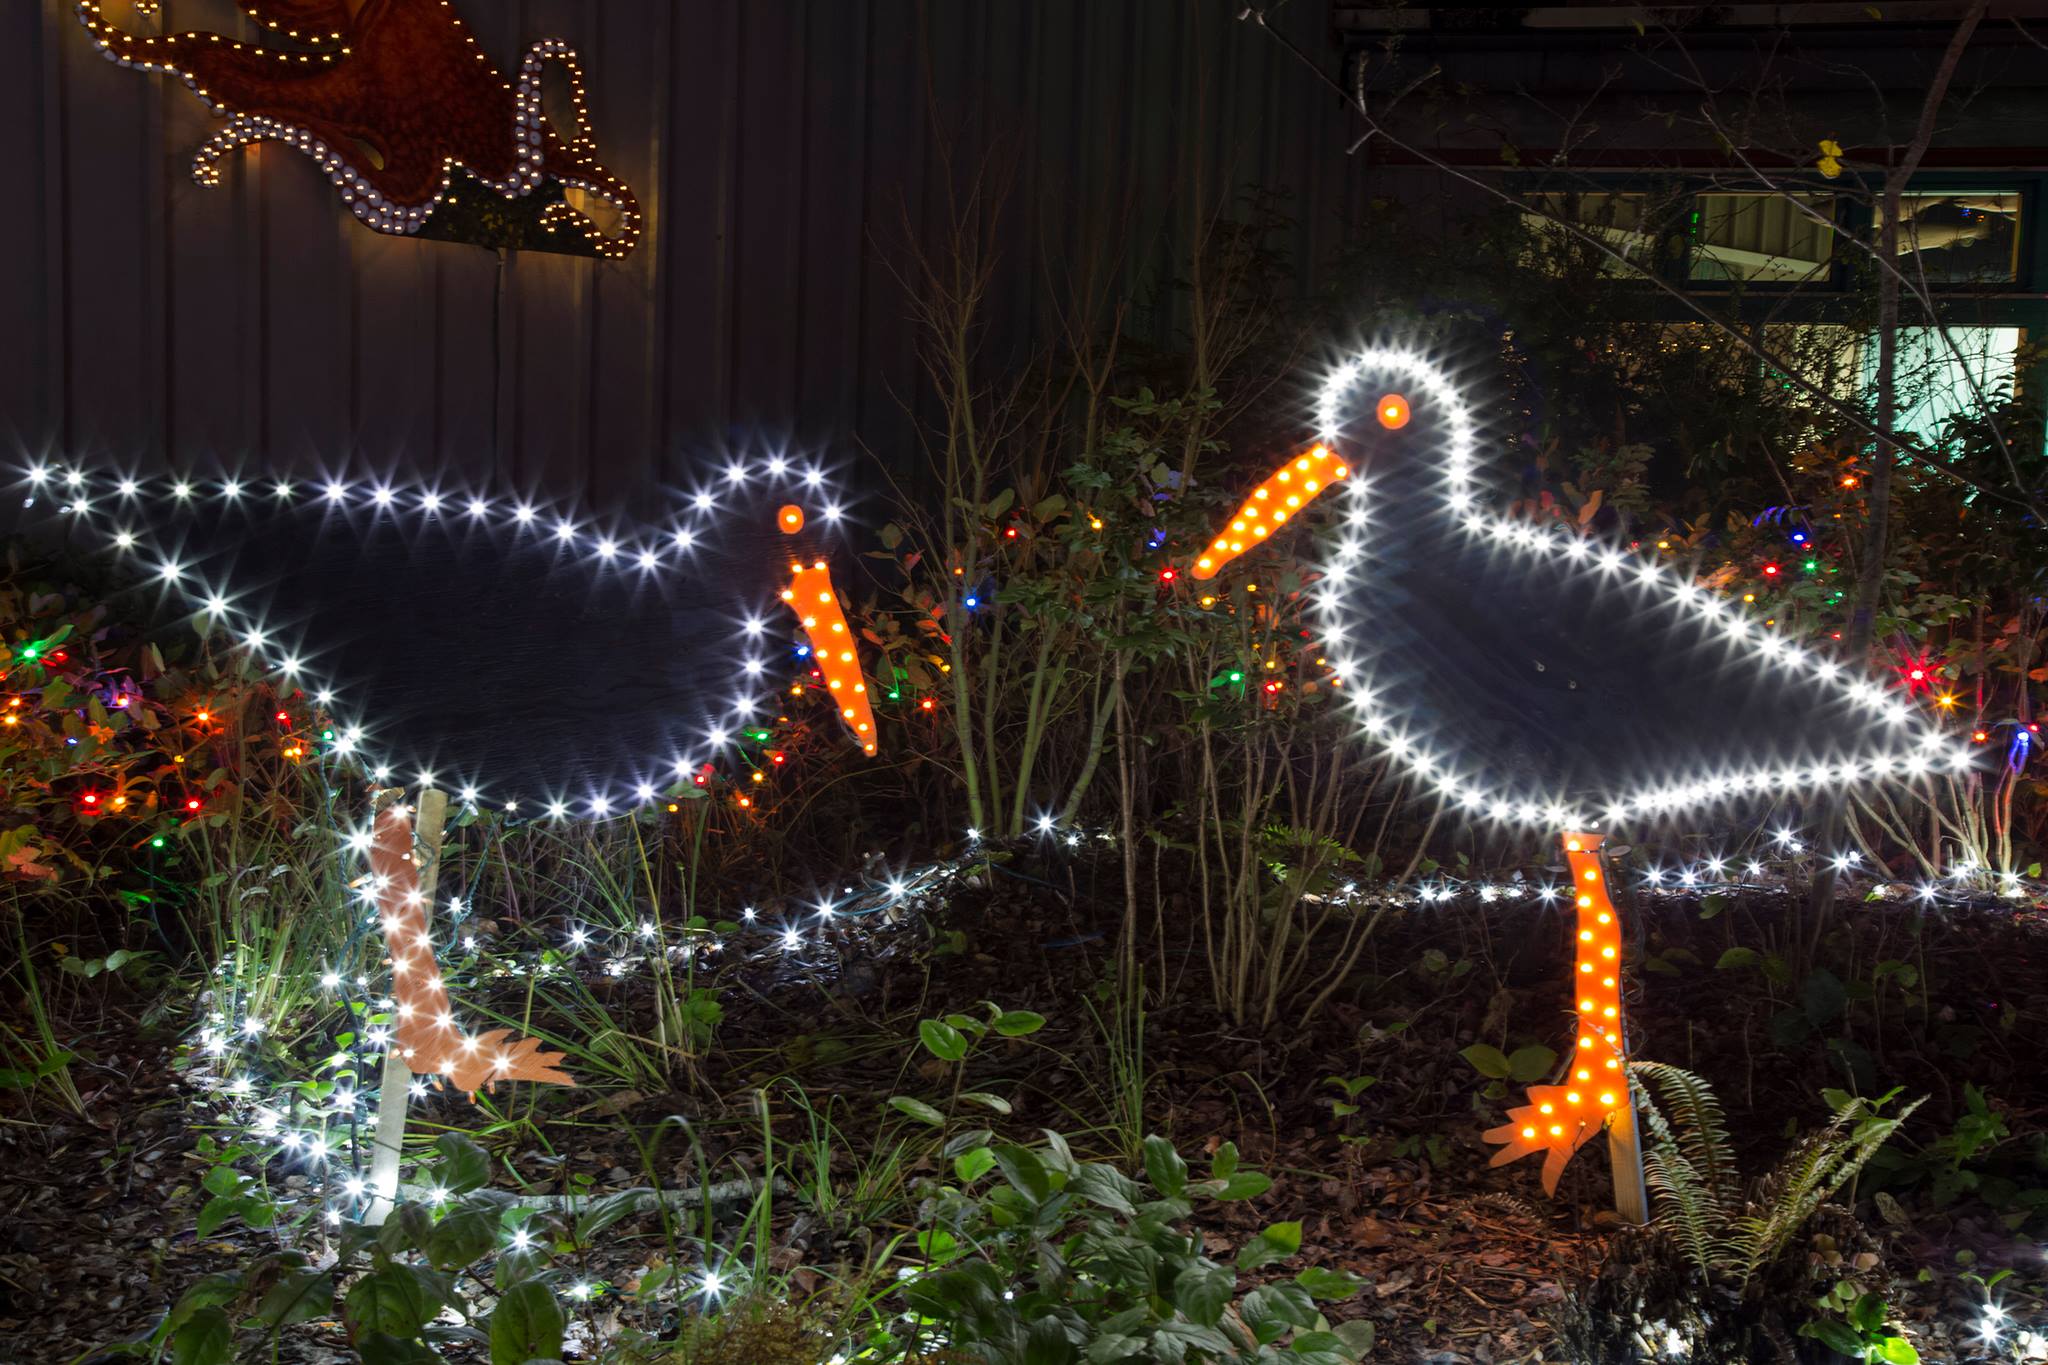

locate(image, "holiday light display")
[[74, 0, 641, 257], [779, 510, 878, 756], [1480, 832, 1624, 1192], [1199, 343, 1977, 1195], [13, 458, 881, 802], [1191, 445, 1350, 580], [366, 798, 571, 1094]]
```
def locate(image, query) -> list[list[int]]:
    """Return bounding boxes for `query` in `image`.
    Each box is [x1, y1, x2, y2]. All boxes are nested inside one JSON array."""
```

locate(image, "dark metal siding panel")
[[3, 0, 1355, 502]]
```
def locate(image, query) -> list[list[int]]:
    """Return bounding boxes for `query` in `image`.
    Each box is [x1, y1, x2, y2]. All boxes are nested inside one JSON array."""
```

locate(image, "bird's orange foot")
[[1481, 1084, 1609, 1194]]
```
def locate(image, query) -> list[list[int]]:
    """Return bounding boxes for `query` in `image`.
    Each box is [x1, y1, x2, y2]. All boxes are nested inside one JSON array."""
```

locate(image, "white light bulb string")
[[14, 458, 852, 814], [1304, 346, 1977, 833]]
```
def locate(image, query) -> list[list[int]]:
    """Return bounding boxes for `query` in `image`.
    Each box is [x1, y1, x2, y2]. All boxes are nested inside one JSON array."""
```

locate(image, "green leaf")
[[165, 1274, 245, 1331], [426, 1207, 498, 1272], [345, 1265, 447, 1338], [1210, 1142, 1239, 1181], [958, 1090, 1013, 1114], [918, 1019, 969, 1062], [573, 1191, 644, 1243], [992, 1009, 1047, 1037], [1875, 1333, 1920, 1364], [1715, 947, 1760, 971], [356, 1335, 441, 1365], [1460, 1044, 1511, 1079], [1031, 494, 1068, 521], [432, 1133, 492, 1195], [1212, 1171, 1271, 1201], [1333, 1318, 1375, 1355], [1506, 1045, 1558, 1084], [1069, 1163, 1141, 1215], [1241, 1282, 1317, 1344], [172, 1306, 232, 1365], [888, 1096, 946, 1126], [984, 488, 1016, 519], [1173, 1261, 1235, 1327], [953, 1146, 997, 1183], [1802, 969, 1848, 1026], [1022, 1313, 1073, 1365], [254, 1268, 333, 1330], [1848, 1292, 1885, 1334], [194, 1196, 245, 1240], [1800, 1318, 1866, 1357], [201, 1165, 243, 1197], [1295, 1266, 1367, 1300], [993, 1144, 1054, 1205], [1144, 1135, 1189, 1197], [490, 1280, 566, 1365], [1237, 1220, 1303, 1271]]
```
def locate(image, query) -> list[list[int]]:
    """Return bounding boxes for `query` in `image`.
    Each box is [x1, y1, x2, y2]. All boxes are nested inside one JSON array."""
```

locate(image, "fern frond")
[[1637, 1083, 1721, 1279], [1631, 1061, 1739, 1214], [1729, 1094, 1924, 1289]]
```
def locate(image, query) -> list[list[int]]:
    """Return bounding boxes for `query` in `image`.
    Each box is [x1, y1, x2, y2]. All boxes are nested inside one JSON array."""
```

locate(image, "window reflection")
[[1898, 192, 2020, 283], [1689, 194, 1834, 283]]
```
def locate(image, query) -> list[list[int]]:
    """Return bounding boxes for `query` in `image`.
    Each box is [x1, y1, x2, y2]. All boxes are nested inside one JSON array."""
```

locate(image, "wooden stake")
[[1603, 839, 1650, 1226], [1606, 1070, 1651, 1225], [364, 786, 450, 1225]]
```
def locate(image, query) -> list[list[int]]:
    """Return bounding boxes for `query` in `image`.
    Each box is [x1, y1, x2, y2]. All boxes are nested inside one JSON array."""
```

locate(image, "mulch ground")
[[4, 849, 2044, 1363]]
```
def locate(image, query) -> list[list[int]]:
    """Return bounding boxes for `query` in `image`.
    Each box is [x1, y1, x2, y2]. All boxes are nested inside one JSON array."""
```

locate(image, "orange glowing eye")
[[777, 504, 805, 534], [1375, 393, 1411, 429]]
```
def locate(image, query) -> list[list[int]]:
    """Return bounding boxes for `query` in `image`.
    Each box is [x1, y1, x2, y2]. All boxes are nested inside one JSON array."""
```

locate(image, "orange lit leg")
[[367, 797, 571, 1095], [1190, 445, 1350, 580], [1482, 831, 1628, 1193]]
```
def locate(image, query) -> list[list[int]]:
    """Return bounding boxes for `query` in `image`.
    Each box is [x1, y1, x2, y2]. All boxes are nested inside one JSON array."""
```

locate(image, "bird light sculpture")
[[1195, 345, 1973, 1207]]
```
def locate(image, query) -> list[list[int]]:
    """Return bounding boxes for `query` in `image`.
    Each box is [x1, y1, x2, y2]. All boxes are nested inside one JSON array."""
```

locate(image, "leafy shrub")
[[892, 1130, 1373, 1364], [131, 1134, 567, 1365], [1, 558, 326, 888]]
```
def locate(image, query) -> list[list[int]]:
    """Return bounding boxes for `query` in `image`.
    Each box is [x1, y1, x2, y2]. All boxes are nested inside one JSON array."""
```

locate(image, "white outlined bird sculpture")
[[1191, 345, 1973, 1201]]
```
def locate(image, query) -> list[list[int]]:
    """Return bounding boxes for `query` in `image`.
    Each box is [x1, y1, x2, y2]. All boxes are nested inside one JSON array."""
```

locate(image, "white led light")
[[1300, 345, 1967, 834], [30, 456, 858, 820]]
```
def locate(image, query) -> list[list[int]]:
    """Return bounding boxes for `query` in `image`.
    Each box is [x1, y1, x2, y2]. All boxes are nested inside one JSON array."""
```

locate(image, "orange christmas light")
[[1481, 832, 1627, 1192], [778, 503, 878, 754], [1375, 392, 1411, 429], [367, 802, 571, 1095], [1190, 444, 1351, 580]]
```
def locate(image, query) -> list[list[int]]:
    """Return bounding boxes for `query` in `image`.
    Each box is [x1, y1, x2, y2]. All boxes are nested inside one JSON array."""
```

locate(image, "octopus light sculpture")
[[75, 0, 641, 256]]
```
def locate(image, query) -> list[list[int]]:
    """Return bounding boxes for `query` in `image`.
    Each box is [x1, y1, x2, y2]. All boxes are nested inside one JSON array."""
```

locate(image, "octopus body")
[[76, 0, 641, 257]]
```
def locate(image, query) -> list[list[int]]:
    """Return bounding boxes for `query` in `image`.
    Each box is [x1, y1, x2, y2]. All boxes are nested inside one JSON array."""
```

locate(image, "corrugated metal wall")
[[0, 0, 1359, 505]]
